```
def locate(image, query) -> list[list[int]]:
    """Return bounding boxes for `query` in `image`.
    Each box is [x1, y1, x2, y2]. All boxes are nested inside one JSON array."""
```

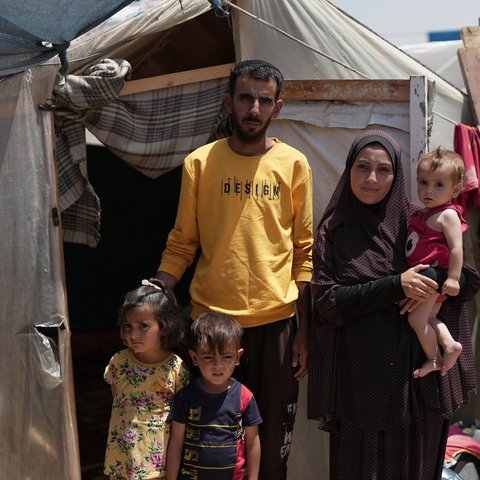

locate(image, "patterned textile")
[[52, 59, 228, 247], [330, 408, 449, 480], [104, 349, 190, 480]]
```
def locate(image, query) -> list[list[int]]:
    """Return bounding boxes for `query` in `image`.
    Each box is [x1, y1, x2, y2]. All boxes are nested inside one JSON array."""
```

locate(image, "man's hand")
[[154, 271, 178, 290], [292, 281, 311, 380], [291, 329, 309, 380]]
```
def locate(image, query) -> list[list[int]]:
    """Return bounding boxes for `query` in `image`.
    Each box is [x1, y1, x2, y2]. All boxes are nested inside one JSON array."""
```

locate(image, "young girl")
[[166, 312, 262, 480], [104, 278, 190, 480], [405, 147, 467, 378]]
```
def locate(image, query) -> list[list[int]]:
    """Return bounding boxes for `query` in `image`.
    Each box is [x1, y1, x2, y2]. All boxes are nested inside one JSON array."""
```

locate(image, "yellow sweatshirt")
[[159, 138, 313, 327]]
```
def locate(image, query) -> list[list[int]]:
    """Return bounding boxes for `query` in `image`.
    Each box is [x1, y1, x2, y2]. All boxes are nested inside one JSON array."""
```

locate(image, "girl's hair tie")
[[141, 279, 163, 291]]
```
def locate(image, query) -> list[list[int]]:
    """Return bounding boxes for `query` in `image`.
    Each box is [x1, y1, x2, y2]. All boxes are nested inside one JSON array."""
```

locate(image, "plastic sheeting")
[[0, 0, 135, 77], [0, 66, 81, 479], [52, 0, 430, 232], [402, 40, 466, 92], [5, 1, 474, 228]]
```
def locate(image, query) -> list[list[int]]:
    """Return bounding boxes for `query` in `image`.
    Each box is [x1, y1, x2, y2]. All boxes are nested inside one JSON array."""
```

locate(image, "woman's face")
[[350, 145, 394, 204]]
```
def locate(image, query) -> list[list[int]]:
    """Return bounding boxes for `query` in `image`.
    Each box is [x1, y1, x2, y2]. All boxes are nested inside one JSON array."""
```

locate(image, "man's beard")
[[230, 114, 273, 144]]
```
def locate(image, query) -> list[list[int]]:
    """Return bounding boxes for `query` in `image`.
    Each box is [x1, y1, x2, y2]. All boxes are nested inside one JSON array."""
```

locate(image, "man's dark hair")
[[229, 59, 284, 100]]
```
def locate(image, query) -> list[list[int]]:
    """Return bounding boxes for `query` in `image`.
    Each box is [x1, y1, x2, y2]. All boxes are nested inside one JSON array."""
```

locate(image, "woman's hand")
[[398, 265, 438, 314], [400, 264, 438, 301], [398, 297, 421, 314]]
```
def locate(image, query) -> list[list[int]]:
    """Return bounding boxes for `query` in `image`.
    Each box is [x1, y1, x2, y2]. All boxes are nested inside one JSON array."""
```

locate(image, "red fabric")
[[454, 124, 480, 214], [234, 385, 255, 480], [445, 433, 480, 462], [406, 204, 469, 269]]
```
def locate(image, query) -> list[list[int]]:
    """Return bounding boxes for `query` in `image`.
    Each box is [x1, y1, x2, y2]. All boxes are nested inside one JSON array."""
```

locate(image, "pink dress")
[[405, 204, 468, 301], [406, 204, 468, 269]]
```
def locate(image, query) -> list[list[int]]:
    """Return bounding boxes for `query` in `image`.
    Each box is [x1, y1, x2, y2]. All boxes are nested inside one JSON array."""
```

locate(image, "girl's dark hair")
[[118, 278, 184, 351], [189, 312, 243, 353]]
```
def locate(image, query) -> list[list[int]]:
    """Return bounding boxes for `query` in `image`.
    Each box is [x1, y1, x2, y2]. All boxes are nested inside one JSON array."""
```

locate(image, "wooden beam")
[[120, 63, 234, 96], [282, 79, 410, 102], [461, 26, 480, 48], [121, 64, 409, 103], [409, 76, 428, 202], [458, 48, 480, 125]]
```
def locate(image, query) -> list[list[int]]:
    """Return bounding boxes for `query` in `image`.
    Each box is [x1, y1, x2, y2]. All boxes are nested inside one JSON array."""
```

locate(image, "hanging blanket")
[[53, 58, 228, 246]]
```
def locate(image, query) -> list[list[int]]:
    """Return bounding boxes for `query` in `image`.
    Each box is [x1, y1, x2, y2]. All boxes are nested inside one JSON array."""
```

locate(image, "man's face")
[[225, 74, 282, 144]]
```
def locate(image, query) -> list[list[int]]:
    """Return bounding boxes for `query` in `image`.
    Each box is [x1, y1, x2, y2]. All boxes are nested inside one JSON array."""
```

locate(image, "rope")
[[432, 109, 459, 126], [222, 0, 371, 79]]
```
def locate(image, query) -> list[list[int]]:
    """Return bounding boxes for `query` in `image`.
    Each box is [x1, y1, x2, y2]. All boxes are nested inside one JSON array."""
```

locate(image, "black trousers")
[[234, 317, 299, 480]]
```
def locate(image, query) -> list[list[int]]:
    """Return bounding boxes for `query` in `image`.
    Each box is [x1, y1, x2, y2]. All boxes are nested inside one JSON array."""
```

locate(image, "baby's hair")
[[118, 278, 184, 351], [190, 312, 243, 353], [418, 146, 465, 186]]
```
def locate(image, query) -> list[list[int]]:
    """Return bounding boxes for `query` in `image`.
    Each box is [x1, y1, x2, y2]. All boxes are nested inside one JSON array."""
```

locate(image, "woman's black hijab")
[[314, 128, 411, 285]]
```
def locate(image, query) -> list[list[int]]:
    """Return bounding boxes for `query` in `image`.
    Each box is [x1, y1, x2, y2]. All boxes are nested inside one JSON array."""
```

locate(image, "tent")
[[401, 39, 466, 92], [1, 1, 477, 479]]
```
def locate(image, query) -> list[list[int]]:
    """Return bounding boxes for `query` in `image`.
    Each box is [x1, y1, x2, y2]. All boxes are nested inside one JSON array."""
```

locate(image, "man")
[[156, 59, 313, 480]]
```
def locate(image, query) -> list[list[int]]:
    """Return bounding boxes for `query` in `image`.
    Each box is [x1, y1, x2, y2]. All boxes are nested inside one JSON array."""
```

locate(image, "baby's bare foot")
[[413, 359, 442, 378], [440, 342, 462, 376]]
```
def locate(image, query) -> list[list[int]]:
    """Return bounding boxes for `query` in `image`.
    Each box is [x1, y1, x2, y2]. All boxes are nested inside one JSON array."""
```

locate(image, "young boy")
[[166, 312, 262, 480]]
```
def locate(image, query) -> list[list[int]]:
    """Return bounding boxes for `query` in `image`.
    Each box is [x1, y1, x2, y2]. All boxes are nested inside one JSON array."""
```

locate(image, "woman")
[[308, 129, 479, 479]]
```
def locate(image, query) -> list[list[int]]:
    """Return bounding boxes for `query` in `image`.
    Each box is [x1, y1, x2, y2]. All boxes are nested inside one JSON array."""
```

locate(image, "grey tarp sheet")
[[0, 66, 80, 479], [0, 0, 136, 77]]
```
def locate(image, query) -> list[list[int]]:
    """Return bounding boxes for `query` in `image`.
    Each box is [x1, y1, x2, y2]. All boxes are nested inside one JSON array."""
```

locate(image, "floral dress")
[[104, 349, 190, 480]]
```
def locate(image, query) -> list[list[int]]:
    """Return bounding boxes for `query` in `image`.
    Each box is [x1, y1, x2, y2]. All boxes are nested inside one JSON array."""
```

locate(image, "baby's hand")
[[442, 278, 460, 297]]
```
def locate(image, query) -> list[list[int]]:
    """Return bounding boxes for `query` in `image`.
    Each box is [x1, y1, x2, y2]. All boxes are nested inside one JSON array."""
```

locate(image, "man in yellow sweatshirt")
[[155, 59, 313, 480]]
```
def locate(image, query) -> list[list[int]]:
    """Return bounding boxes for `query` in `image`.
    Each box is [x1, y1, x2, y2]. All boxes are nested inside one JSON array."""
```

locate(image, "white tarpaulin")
[[402, 40, 466, 92], [50, 0, 473, 227], [0, 66, 81, 479]]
